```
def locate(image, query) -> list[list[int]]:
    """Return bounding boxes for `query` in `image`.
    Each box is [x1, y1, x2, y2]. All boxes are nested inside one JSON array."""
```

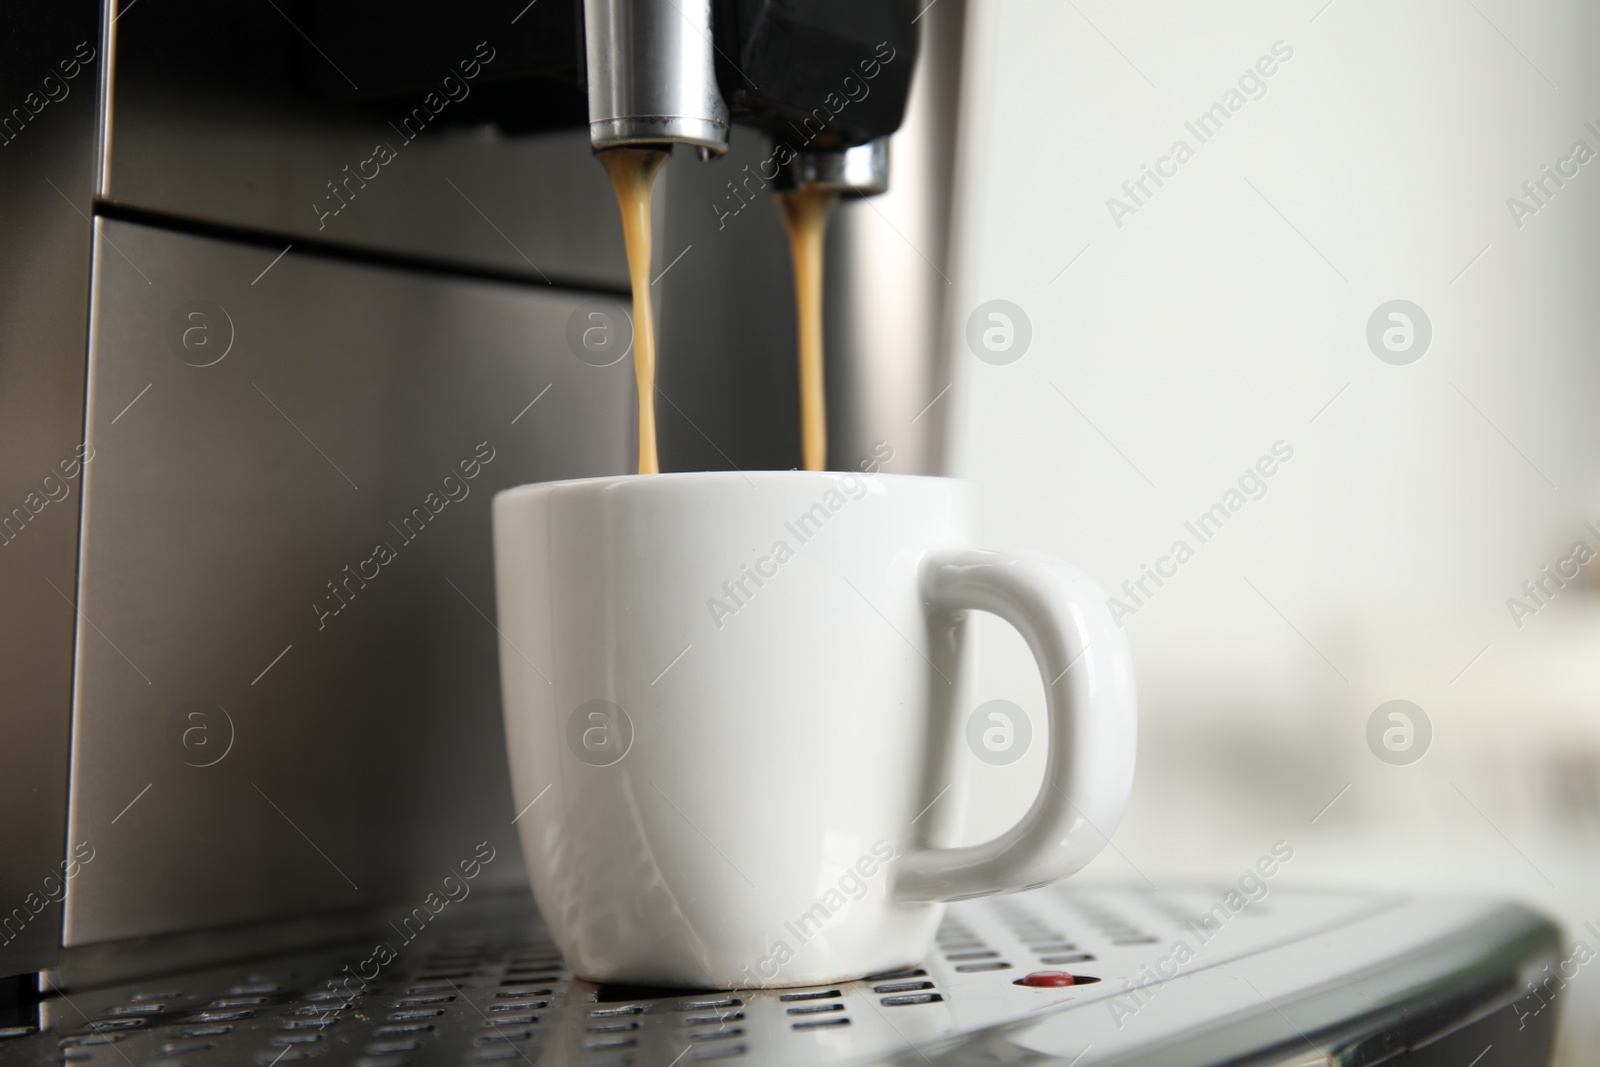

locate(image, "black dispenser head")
[[712, 0, 922, 152]]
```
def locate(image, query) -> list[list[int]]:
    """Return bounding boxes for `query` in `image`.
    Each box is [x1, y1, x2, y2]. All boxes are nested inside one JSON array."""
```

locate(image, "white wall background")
[[936, 1, 1600, 1059]]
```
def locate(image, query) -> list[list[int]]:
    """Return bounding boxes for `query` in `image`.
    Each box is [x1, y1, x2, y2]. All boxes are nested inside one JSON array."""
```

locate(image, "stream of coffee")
[[600, 147, 671, 475], [603, 149, 838, 474], [774, 189, 838, 472]]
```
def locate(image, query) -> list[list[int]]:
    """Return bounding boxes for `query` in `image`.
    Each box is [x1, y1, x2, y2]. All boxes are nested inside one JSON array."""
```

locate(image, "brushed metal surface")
[[583, 0, 730, 153], [827, 0, 967, 476], [63, 220, 632, 947], [0, 0, 103, 978], [771, 139, 890, 196], [104, 3, 629, 290], [654, 138, 802, 473]]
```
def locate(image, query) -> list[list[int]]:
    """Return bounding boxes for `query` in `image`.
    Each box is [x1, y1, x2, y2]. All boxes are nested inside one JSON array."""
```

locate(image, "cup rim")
[[493, 469, 962, 503]]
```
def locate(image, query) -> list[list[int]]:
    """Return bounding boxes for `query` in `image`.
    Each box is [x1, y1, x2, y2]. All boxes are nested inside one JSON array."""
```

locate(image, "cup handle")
[[891, 548, 1138, 904]]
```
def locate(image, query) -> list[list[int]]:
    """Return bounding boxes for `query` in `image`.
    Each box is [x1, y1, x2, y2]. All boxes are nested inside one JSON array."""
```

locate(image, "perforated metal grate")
[[0, 887, 1539, 1067]]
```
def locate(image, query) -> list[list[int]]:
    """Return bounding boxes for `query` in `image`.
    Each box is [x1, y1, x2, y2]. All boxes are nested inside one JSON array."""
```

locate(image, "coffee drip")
[[598, 147, 670, 476], [774, 189, 838, 472]]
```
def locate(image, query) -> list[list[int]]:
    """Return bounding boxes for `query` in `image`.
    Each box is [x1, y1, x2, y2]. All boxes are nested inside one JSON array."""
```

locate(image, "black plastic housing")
[[712, 0, 921, 151], [298, 0, 587, 133]]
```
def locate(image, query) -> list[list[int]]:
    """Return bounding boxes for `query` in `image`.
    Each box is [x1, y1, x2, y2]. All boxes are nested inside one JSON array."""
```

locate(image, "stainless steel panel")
[[105, 5, 628, 290], [0, 0, 103, 977], [828, 0, 967, 476], [63, 220, 632, 947], [655, 139, 802, 473]]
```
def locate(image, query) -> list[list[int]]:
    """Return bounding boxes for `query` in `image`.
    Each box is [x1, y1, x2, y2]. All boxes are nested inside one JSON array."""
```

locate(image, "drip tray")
[[0, 887, 1560, 1067]]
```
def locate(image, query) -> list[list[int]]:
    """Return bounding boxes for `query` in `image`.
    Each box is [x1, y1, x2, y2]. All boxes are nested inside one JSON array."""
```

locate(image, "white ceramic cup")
[[492, 469, 1136, 989]]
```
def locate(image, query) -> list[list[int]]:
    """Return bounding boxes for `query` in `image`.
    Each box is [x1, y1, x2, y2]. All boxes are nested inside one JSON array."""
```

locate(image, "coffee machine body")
[[0, 0, 965, 990]]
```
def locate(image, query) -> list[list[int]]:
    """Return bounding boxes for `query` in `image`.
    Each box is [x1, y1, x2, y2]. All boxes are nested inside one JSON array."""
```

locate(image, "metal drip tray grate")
[[0, 888, 1559, 1067]]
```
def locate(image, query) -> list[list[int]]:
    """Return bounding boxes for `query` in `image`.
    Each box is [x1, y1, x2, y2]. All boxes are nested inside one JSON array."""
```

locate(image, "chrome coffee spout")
[[583, 0, 730, 155], [772, 138, 891, 197]]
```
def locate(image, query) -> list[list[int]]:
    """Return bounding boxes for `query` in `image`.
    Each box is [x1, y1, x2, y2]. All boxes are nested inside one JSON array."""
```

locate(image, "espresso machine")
[[0, 1, 1566, 1064]]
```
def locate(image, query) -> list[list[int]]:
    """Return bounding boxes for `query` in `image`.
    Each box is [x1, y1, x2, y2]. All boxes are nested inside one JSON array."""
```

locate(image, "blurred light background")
[[933, 1, 1600, 1060]]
